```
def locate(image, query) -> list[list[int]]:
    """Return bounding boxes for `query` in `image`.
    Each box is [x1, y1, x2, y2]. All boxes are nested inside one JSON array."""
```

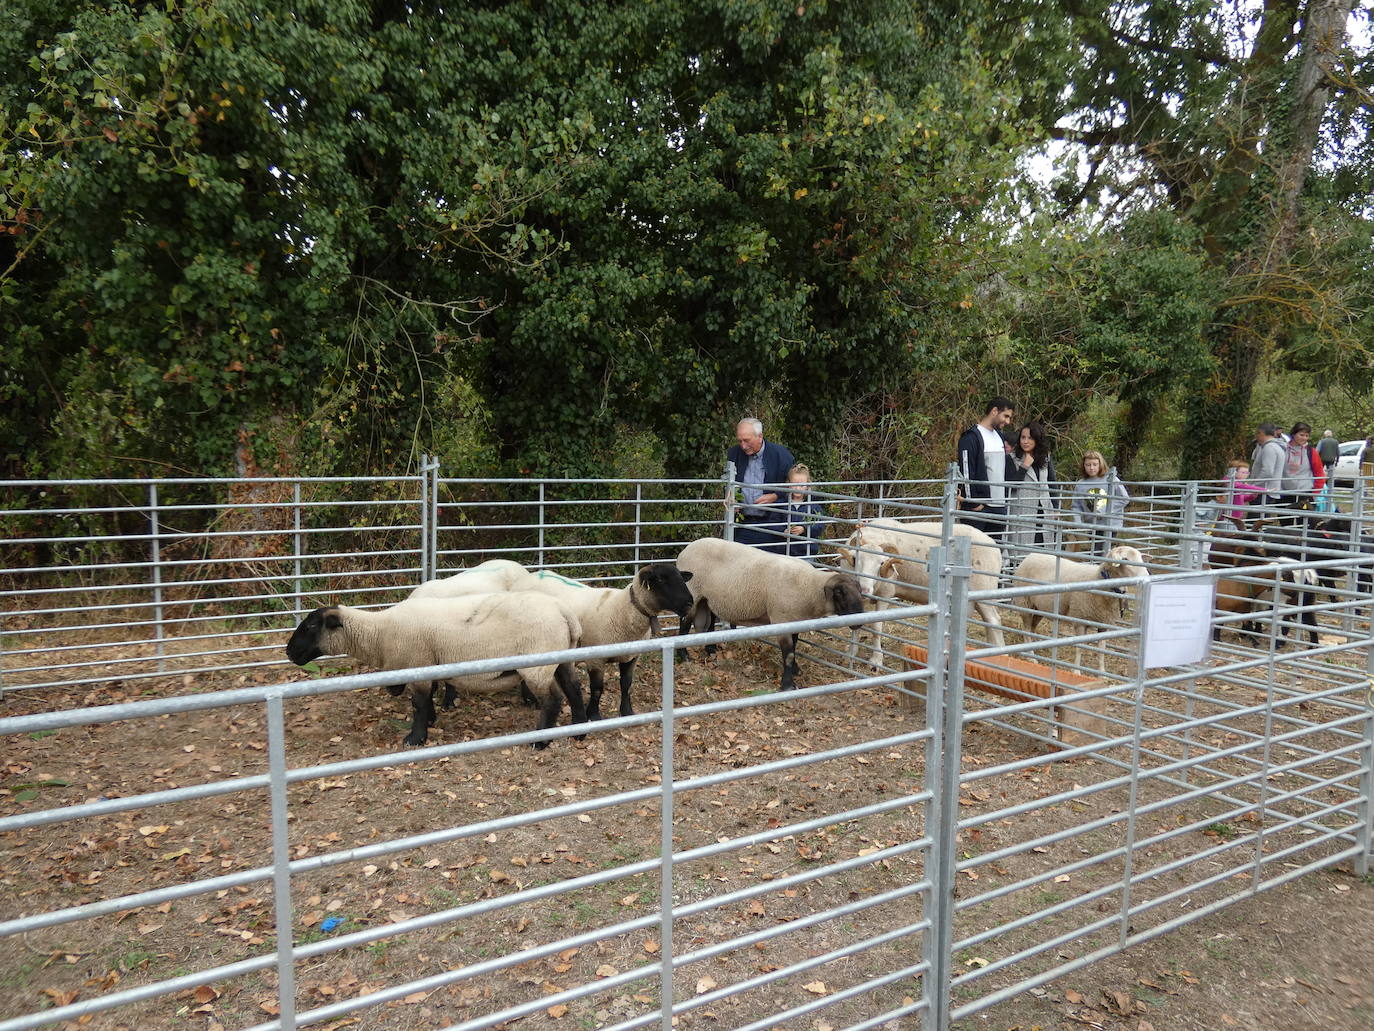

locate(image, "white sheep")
[[1013, 545, 1145, 672], [525, 563, 695, 719], [285, 593, 584, 748], [406, 559, 539, 709], [408, 558, 536, 600], [837, 519, 1006, 670], [674, 537, 866, 691]]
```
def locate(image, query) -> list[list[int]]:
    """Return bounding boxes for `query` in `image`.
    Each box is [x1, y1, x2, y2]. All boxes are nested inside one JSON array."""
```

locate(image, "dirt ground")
[[2, 633, 1372, 1031]]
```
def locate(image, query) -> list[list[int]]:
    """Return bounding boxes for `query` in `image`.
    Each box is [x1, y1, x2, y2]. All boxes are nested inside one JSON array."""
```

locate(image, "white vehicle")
[[1331, 439, 1366, 484]]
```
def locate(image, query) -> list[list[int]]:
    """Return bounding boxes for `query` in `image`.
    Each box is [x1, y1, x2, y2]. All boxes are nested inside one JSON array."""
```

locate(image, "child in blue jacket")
[[780, 463, 826, 561]]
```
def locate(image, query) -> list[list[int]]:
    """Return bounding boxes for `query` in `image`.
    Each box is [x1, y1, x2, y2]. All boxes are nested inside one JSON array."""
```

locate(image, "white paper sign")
[[1141, 578, 1215, 669]]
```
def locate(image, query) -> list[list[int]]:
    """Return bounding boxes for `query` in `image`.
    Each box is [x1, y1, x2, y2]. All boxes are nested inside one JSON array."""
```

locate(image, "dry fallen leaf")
[[1065, 989, 1085, 1004], [803, 981, 828, 995], [193, 985, 219, 1004], [546, 1003, 569, 1018], [643, 940, 661, 954], [696, 975, 717, 994]]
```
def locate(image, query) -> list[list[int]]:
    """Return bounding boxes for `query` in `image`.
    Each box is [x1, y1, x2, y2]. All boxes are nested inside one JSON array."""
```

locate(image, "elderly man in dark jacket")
[[726, 417, 796, 551]]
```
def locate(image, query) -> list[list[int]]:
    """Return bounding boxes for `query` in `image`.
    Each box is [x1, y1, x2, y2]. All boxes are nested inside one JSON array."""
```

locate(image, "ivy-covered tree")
[[994, 0, 1371, 477]]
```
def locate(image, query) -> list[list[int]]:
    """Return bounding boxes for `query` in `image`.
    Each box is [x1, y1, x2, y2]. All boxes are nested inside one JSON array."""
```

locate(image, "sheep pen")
[[3, 620, 1370, 1031], [5, 473, 1374, 1031]]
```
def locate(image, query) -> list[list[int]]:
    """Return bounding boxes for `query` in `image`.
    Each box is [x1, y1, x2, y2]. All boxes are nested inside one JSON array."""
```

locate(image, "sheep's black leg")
[[778, 633, 800, 691], [404, 684, 434, 747], [386, 683, 405, 697], [673, 602, 714, 665], [617, 657, 637, 717], [441, 681, 457, 710], [519, 682, 540, 708], [586, 666, 606, 721], [694, 603, 719, 658], [1299, 588, 1320, 646], [558, 662, 587, 734]]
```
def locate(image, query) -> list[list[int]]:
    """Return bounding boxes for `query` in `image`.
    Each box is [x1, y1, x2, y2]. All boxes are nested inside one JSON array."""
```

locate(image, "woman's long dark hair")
[[1017, 421, 1051, 471]]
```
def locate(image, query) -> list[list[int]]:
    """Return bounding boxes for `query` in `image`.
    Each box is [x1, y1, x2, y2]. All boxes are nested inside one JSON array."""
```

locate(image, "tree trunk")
[[1179, 0, 1355, 480]]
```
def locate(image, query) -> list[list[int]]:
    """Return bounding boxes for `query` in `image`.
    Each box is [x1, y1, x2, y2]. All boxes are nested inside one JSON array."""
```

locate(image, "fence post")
[[1178, 481, 1200, 783], [292, 481, 304, 620], [265, 691, 299, 1030], [418, 454, 431, 584], [1354, 617, 1374, 877], [1344, 478, 1365, 639], [722, 463, 736, 543], [428, 455, 441, 581], [923, 537, 971, 1031], [1180, 481, 1200, 572], [148, 484, 165, 672], [657, 642, 677, 1030], [538, 482, 547, 568], [941, 463, 959, 544], [634, 483, 643, 569]]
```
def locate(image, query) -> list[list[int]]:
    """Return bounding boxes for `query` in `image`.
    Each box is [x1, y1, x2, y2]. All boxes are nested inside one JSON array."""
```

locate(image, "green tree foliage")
[[993, 0, 1372, 478], [1003, 210, 1218, 476], [2, 0, 1021, 480]]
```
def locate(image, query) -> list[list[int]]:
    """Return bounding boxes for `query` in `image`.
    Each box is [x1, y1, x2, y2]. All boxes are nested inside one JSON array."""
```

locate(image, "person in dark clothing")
[[725, 417, 796, 551], [956, 397, 1016, 542], [780, 462, 826, 561]]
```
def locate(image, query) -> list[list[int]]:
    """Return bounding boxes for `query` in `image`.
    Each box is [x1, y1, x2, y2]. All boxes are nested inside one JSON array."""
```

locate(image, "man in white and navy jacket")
[[956, 396, 1016, 542]]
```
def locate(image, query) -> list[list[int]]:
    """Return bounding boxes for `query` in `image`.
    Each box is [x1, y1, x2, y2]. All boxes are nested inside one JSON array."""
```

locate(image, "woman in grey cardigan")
[[1006, 421, 1056, 552]]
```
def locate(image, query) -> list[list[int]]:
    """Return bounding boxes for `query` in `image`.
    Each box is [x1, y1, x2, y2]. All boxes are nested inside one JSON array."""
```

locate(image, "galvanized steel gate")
[[2, 471, 1372, 1030]]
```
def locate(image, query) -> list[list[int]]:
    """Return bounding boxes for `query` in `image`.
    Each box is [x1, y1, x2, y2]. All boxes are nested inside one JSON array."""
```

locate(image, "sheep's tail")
[[562, 608, 583, 650]]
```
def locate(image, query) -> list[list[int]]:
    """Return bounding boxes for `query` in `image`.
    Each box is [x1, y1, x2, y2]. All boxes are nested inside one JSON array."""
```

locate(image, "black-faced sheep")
[[837, 519, 1005, 669], [525, 563, 694, 719], [674, 537, 865, 691], [1013, 545, 1145, 672], [284, 594, 585, 748]]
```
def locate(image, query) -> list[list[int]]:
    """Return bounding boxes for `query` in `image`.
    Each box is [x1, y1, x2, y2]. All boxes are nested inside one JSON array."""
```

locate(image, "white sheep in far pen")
[[837, 519, 1005, 670], [284, 594, 584, 749], [1013, 545, 1145, 672]]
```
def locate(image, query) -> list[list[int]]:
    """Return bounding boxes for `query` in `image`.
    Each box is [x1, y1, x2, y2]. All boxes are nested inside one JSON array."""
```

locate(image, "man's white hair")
[[737, 417, 763, 436]]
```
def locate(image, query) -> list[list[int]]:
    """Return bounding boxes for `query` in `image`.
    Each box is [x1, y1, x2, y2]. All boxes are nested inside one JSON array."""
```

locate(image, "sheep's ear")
[[880, 543, 900, 556], [878, 557, 899, 579], [679, 570, 693, 582], [324, 611, 343, 630]]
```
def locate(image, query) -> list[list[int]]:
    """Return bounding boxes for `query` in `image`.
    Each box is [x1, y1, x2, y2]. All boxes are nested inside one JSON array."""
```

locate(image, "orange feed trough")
[[900, 644, 1114, 748]]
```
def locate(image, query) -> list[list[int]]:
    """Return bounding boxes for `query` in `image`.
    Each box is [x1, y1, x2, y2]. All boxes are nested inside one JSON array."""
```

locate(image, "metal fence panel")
[[2, 470, 1372, 1030]]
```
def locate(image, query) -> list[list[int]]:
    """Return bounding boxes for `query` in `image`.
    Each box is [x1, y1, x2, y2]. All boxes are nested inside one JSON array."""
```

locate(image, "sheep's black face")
[[286, 607, 340, 665], [640, 564, 695, 617], [826, 574, 866, 616]]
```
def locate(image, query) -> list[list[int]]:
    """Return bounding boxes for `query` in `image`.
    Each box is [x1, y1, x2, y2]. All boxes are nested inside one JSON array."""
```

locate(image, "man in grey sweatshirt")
[[1248, 423, 1287, 507]]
